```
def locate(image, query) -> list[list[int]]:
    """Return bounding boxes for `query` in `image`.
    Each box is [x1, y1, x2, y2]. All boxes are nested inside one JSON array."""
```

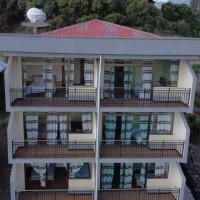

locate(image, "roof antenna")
[[21, 7, 50, 34]]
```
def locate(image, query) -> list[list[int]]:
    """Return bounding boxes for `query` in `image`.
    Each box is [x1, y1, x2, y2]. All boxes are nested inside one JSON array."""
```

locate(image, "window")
[[70, 113, 92, 134], [69, 163, 91, 179], [73, 58, 94, 86], [147, 163, 169, 178], [150, 113, 174, 135], [153, 60, 179, 87], [70, 113, 83, 133], [38, 116, 47, 139]]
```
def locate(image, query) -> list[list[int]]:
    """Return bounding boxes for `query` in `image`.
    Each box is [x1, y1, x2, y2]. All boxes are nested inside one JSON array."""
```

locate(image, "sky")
[[155, 0, 191, 4], [154, 0, 191, 8]]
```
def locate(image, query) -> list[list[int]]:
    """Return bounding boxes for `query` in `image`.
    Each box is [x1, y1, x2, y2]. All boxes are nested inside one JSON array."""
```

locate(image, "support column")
[[95, 55, 102, 200]]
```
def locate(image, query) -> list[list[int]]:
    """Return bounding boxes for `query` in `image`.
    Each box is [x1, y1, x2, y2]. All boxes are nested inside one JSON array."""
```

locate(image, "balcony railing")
[[16, 191, 94, 200], [98, 189, 180, 200], [12, 140, 96, 159], [101, 88, 191, 107], [100, 140, 184, 158], [10, 87, 96, 107]]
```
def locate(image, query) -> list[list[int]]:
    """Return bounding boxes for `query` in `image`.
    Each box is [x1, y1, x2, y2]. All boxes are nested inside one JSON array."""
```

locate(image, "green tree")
[[126, 0, 158, 29], [191, 0, 200, 13], [177, 19, 191, 36], [92, 0, 127, 17], [104, 13, 126, 24]]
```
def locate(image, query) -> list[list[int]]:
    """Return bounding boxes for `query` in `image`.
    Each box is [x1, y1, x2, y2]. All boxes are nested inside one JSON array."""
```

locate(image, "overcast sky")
[[155, 0, 190, 3]]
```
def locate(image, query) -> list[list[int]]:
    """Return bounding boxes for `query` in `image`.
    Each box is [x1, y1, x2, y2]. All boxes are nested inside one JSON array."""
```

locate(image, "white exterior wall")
[[68, 163, 95, 191], [6, 56, 194, 200], [178, 60, 197, 112], [147, 162, 184, 188], [149, 113, 186, 141], [15, 164, 25, 191]]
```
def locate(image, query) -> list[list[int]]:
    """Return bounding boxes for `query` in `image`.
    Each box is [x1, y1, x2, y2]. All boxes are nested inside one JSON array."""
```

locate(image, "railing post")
[[143, 89, 145, 106], [167, 88, 170, 106], [31, 87, 32, 105], [182, 142, 185, 157], [187, 89, 191, 106], [53, 88, 54, 105], [162, 141, 165, 157]]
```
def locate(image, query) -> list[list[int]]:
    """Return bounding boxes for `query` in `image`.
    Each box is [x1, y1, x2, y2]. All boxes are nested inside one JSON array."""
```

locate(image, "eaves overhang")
[[0, 34, 200, 59]]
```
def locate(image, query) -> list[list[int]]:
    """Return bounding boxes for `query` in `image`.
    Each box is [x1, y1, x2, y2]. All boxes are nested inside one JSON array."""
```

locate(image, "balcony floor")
[[11, 97, 96, 107], [17, 191, 93, 200], [14, 145, 95, 159], [100, 144, 182, 158], [101, 99, 187, 108], [98, 190, 178, 200]]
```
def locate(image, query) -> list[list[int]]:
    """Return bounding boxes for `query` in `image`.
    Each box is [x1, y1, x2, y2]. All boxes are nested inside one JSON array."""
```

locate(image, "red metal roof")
[[42, 19, 160, 38]]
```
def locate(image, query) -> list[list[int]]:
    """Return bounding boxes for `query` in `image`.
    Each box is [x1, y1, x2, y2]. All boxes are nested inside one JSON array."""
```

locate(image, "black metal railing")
[[10, 87, 96, 106], [100, 140, 184, 158], [98, 188, 180, 200], [12, 140, 96, 159], [101, 88, 191, 106], [16, 190, 94, 200]]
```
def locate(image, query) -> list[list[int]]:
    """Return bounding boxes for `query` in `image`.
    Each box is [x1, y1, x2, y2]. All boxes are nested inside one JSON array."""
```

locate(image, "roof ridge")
[[42, 19, 160, 38], [43, 19, 99, 35]]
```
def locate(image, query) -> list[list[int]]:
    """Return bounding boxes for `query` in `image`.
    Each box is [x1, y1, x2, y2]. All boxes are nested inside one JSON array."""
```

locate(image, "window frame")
[[69, 163, 91, 179], [147, 163, 169, 179]]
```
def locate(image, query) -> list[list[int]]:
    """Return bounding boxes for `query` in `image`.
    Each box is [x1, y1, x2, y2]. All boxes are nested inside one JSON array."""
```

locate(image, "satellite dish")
[[27, 7, 46, 23]]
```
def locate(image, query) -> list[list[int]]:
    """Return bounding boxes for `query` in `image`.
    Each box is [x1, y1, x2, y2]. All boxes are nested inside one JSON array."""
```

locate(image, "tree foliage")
[[1, 0, 200, 37]]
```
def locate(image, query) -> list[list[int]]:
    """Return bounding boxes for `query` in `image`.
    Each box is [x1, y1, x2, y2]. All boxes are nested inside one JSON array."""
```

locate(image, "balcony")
[[101, 88, 191, 107], [98, 189, 180, 200], [16, 191, 94, 200], [12, 140, 96, 159], [10, 87, 96, 107], [100, 140, 184, 159]]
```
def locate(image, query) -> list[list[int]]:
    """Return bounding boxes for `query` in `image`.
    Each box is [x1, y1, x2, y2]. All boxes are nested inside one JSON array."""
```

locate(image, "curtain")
[[110, 66, 115, 98], [59, 115, 68, 144], [23, 65, 27, 87], [138, 164, 146, 188], [120, 163, 134, 189], [84, 60, 94, 86], [47, 115, 58, 145], [64, 60, 69, 98], [170, 61, 179, 87], [104, 65, 115, 98], [142, 61, 152, 99], [43, 65, 53, 98], [70, 61, 74, 86], [124, 66, 133, 99], [139, 116, 149, 145], [69, 163, 84, 178], [156, 114, 172, 134], [101, 163, 114, 189], [82, 113, 92, 134], [105, 114, 116, 144], [31, 163, 47, 187], [121, 115, 134, 144], [104, 65, 111, 98], [25, 114, 38, 145], [155, 162, 166, 177], [64, 59, 74, 98]]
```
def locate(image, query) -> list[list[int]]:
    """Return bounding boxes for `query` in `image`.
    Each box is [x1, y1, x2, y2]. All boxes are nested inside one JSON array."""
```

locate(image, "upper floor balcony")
[[5, 57, 196, 112], [11, 162, 95, 200], [100, 59, 196, 112], [8, 112, 96, 162], [7, 57, 98, 111], [100, 112, 189, 162]]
